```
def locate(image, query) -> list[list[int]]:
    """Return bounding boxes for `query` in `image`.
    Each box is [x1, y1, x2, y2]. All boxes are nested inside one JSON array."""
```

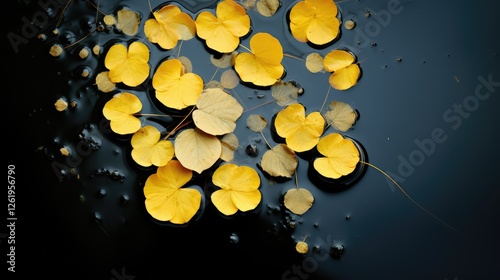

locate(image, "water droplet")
[[119, 194, 130, 206], [245, 144, 259, 157], [330, 244, 345, 259], [257, 94, 265, 99], [79, 195, 86, 202], [229, 232, 239, 244], [313, 246, 321, 253], [111, 170, 123, 181], [313, 223, 320, 228], [97, 188, 107, 198], [94, 212, 102, 223], [396, 57, 403, 62], [370, 42, 377, 47], [345, 215, 351, 220]]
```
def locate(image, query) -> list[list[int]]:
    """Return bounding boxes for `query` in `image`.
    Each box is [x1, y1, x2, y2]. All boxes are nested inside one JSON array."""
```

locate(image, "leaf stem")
[[259, 131, 272, 150], [243, 98, 275, 113], [238, 44, 251, 53], [319, 85, 332, 113], [164, 106, 195, 140], [284, 53, 304, 61], [360, 161, 459, 233], [135, 113, 171, 117]]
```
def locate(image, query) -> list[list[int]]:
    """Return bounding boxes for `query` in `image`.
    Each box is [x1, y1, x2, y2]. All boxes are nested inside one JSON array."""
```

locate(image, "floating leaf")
[[220, 133, 239, 162], [178, 56, 193, 73], [54, 98, 68, 111], [313, 133, 360, 179], [102, 92, 142, 135], [284, 187, 314, 215], [103, 14, 116, 26], [210, 51, 238, 68], [143, 160, 202, 224], [274, 103, 325, 152], [295, 241, 309, 254], [211, 163, 262, 216], [144, 4, 196, 50], [104, 41, 150, 87], [131, 126, 174, 167], [234, 32, 284, 87], [174, 128, 221, 174], [289, 0, 340, 45], [323, 49, 361, 90], [195, 0, 251, 53], [192, 88, 244, 136], [152, 58, 204, 110], [305, 53, 324, 73], [324, 101, 357, 132], [220, 69, 240, 89], [256, 0, 281, 17], [271, 80, 299, 107], [246, 114, 267, 132], [95, 71, 116, 93], [116, 7, 140, 36], [261, 144, 298, 178]]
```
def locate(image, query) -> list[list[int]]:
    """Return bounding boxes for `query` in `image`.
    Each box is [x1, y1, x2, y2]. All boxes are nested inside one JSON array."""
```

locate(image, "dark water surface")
[[4, 0, 500, 279]]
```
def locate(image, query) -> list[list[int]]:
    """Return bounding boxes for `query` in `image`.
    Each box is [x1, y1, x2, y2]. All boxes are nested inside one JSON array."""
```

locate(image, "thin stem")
[[86, 0, 106, 16], [64, 29, 96, 49], [259, 131, 272, 150], [56, 0, 72, 27], [284, 53, 304, 61], [239, 44, 251, 53], [164, 106, 195, 140], [294, 172, 299, 189], [243, 98, 275, 113], [135, 113, 171, 117], [360, 161, 459, 233], [319, 85, 332, 113]]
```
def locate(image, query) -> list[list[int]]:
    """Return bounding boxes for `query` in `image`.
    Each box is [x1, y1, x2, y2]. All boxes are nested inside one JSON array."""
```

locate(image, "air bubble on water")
[[330, 244, 345, 259], [313, 245, 321, 253], [113, 149, 120, 155], [119, 194, 130, 206], [93, 212, 102, 223], [97, 188, 107, 198], [396, 57, 403, 62], [111, 170, 124, 181], [345, 215, 351, 220], [313, 223, 320, 228], [229, 232, 239, 244]]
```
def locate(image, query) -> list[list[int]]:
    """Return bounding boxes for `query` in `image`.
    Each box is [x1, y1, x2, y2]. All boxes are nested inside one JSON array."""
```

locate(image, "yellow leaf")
[[313, 133, 360, 179], [211, 163, 261, 216], [246, 114, 267, 132], [256, 0, 281, 17], [261, 144, 298, 178], [174, 128, 221, 174], [103, 14, 116, 26], [195, 0, 251, 53], [295, 241, 309, 254], [54, 98, 68, 111], [324, 101, 357, 132], [323, 49, 361, 90], [271, 80, 299, 107], [284, 188, 314, 215], [102, 92, 142, 135], [144, 4, 196, 50], [152, 58, 204, 110], [305, 52, 324, 73], [95, 71, 116, 93], [116, 7, 140, 36], [144, 160, 202, 224], [192, 88, 244, 135], [220, 69, 240, 89], [104, 41, 150, 87], [289, 0, 340, 45], [131, 126, 174, 167], [234, 32, 284, 87], [274, 103, 325, 152], [220, 133, 239, 162]]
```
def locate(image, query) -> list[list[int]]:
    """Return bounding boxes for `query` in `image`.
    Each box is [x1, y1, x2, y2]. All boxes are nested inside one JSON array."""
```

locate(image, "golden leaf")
[[195, 0, 251, 53], [95, 71, 116, 93], [220, 133, 239, 162], [289, 0, 340, 45], [54, 98, 68, 111], [131, 126, 174, 167], [192, 88, 244, 136], [284, 187, 314, 215], [305, 53, 324, 73], [144, 160, 202, 224], [323, 49, 361, 90], [246, 114, 268, 132], [313, 133, 360, 179], [271, 80, 300, 107], [324, 101, 357, 132], [234, 32, 284, 87], [152, 58, 204, 110], [116, 7, 140, 36], [211, 163, 262, 216], [102, 92, 142, 135], [274, 103, 325, 152], [295, 241, 309, 254], [144, 4, 196, 50], [174, 128, 221, 174], [261, 144, 298, 178], [104, 41, 150, 87]]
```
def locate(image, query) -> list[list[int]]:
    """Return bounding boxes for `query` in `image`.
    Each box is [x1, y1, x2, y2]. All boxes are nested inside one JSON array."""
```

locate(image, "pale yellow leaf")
[[256, 0, 281, 17], [174, 128, 221, 174], [95, 71, 116, 93], [305, 53, 324, 73], [296, 241, 308, 254], [220, 69, 240, 89], [54, 98, 68, 111], [178, 56, 193, 73], [210, 52, 238, 68], [220, 133, 239, 162], [116, 8, 140, 36], [246, 114, 267, 132], [261, 144, 298, 178], [271, 81, 299, 107], [284, 188, 314, 215], [324, 101, 357, 132]]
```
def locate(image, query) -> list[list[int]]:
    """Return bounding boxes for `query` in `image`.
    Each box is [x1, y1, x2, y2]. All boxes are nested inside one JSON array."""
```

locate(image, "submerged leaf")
[[261, 144, 298, 178], [192, 88, 243, 136], [271, 80, 300, 107], [102, 92, 142, 135], [313, 133, 360, 179], [323, 49, 361, 90], [274, 103, 325, 152], [174, 128, 221, 174], [211, 163, 261, 216], [144, 160, 202, 224], [131, 126, 174, 167], [246, 114, 268, 132], [256, 0, 281, 17], [284, 188, 314, 215], [220, 69, 240, 89], [144, 4, 196, 50], [195, 0, 251, 53], [234, 32, 285, 87], [324, 101, 357, 132], [116, 7, 141, 36]]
